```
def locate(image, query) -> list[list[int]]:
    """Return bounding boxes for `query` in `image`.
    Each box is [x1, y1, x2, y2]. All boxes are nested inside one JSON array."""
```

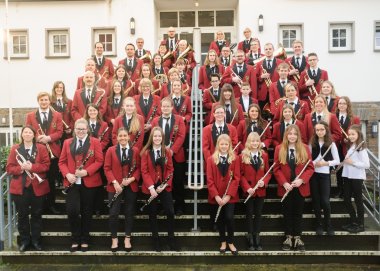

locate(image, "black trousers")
[[173, 159, 185, 211], [148, 190, 175, 239], [343, 178, 364, 225], [108, 186, 137, 238], [310, 173, 332, 226], [12, 187, 44, 245], [282, 188, 305, 236], [211, 203, 235, 244], [245, 197, 264, 234], [66, 184, 97, 244], [46, 158, 59, 207]]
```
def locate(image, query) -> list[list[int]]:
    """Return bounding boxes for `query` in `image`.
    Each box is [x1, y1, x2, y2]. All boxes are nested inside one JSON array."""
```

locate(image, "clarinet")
[[214, 171, 234, 223], [169, 125, 179, 147], [146, 106, 158, 125], [62, 150, 94, 195], [130, 130, 141, 148], [140, 173, 173, 211], [107, 160, 136, 208], [98, 127, 109, 141]]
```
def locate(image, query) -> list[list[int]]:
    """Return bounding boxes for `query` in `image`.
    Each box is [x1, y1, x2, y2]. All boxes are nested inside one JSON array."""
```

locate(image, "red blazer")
[[209, 102, 245, 127], [160, 81, 190, 98], [94, 56, 115, 80], [71, 87, 107, 121], [118, 57, 144, 82], [7, 144, 50, 196], [206, 155, 240, 204], [103, 101, 122, 125], [198, 65, 224, 91], [298, 69, 329, 100], [221, 64, 257, 99], [268, 81, 289, 113], [203, 88, 221, 125], [238, 38, 261, 54], [202, 123, 239, 162], [25, 110, 63, 158], [272, 120, 307, 146], [209, 40, 229, 56], [159, 54, 173, 70], [112, 114, 145, 149], [273, 144, 314, 197], [237, 119, 272, 151], [304, 112, 341, 143], [273, 99, 310, 123], [173, 50, 196, 71], [89, 121, 110, 151], [240, 151, 271, 197], [106, 79, 134, 97], [237, 96, 259, 116], [171, 95, 193, 133], [104, 145, 141, 193], [134, 78, 160, 96], [133, 94, 161, 124], [58, 136, 104, 188], [327, 97, 339, 113], [285, 55, 309, 83], [141, 148, 174, 194], [135, 49, 152, 64], [256, 59, 283, 102], [151, 114, 186, 163], [51, 99, 74, 134], [337, 115, 360, 156]]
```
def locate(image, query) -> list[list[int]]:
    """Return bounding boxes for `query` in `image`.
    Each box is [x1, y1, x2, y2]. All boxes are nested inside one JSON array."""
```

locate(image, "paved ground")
[[0, 265, 380, 271]]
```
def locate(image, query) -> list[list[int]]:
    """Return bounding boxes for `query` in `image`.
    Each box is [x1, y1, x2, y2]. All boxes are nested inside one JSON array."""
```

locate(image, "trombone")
[[37, 124, 55, 159], [49, 106, 69, 130], [15, 149, 44, 183]]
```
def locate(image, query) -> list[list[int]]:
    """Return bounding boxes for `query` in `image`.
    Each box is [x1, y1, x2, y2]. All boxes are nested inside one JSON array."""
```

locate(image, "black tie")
[[237, 65, 242, 74], [139, 50, 142, 57], [156, 68, 160, 74], [144, 99, 148, 106], [164, 117, 170, 146], [296, 57, 300, 68], [128, 59, 133, 68], [91, 124, 96, 132], [289, 149, 296, 180], [170, 40, 174, 51], [122, 147, 127, 162], [57, 99, 62, 108], [267, 60, 272, 69], [114, 98, 119, 105], [218, 126, 223, 135], [312, 70, 316, 77], [251, 121, 257, 132], [285, 123, 290, 127], [253, 154, 258, 165], [87, 89, 91, 102], [213, 90, 218, 97], [220, 156, 227, 164], [173, 97, 179, 106], [42, 112, 48, 123], [225, 104, 231, 123], [340, 116, 344, 126], [281, 81, 286, 87], [156, 149, 161, 164], [25, 148, 31, 160], [98, 57, 102, 65], [224, 58, 227, 65], [289, 102, 295, 106], [317, 115, 322, 122]]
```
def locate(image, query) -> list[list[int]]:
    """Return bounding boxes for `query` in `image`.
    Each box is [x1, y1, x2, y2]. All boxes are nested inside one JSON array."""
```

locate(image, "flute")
[[215, 171, 234, 223], [244, 162, 276, 204], [140, 173, 174, 211], [259, 121, 272, 138], [107, 160, 136, 208], [335, 140, 365, 172]]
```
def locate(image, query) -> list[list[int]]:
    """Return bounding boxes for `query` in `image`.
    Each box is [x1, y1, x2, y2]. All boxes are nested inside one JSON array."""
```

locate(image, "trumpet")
[[305, 71, 317, 96], [37, 124, 55, 159], [262, 69, 272, 88], [15, 149, 44, 183], [289, 63, 300, 82], [231, 69, 243, 88], [49, 106, 69, 130]]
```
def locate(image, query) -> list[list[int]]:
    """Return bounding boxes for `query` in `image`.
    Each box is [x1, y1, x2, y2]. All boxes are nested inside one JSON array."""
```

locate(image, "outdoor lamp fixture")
[[371, 121, 378, 138], [258, 14, 264, 32], [194, 0, 199, 7], [130, 17, 135, 35]]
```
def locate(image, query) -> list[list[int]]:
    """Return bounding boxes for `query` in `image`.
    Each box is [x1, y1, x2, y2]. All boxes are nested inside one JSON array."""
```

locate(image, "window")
[[329, 22, 355, 52], [4, 29, 29, 59], [375, 21, 380, 51], [93, 28, 116, 56], [0, 127, 21, 147], [278, 24, 303, 51], [45, 29, 70, 58]]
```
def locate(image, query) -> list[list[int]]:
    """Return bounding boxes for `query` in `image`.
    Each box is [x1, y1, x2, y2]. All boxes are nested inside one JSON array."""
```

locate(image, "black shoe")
[[228, 244, 238, 256], [81, 244, 89, 252], [282, 235, 292, 251], [111, 246, 118, 253], [315, 224, 323, 236], [326, 225, 335, 236], [342, 222, 355, 231], [293, 236, 305, 252], [19, 243, 29, 252], [247, 234, 254, 251], [70, 244, 79, 252], [348, 224, 364, 233], [253, 233, 262, 251], [48, 206, 61, 215], [32, 242, 42, 251]]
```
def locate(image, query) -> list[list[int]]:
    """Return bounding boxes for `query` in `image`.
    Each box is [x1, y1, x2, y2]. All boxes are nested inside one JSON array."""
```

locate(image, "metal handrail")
[[0, 172, 16, 250], [363, 150, 380, 225]]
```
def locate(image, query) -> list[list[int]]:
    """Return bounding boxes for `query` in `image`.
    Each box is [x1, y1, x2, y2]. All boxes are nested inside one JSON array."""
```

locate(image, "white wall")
[[238, 0, 380, 102], [1, 0, 379, 109]]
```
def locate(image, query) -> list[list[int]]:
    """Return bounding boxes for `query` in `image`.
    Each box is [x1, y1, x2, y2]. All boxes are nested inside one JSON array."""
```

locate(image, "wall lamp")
[[258, 14, 264, 32], [130, 17, 135, 35]]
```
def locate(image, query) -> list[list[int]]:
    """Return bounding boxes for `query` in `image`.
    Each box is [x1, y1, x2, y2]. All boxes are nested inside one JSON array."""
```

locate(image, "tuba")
[[139, 52, 152, 62]]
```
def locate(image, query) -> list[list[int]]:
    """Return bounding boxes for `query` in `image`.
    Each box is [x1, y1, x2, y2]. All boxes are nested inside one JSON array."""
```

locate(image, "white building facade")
[[1, 0, 380, 109]]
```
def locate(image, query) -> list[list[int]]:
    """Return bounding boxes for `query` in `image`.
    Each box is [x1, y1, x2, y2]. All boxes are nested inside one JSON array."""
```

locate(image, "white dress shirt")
[[310, 142, 340, 174], [342, 145, 370, 180]]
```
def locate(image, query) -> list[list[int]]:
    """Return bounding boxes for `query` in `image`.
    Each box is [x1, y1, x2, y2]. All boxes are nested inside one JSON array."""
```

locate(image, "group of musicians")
[[6, 26, 370, 254]]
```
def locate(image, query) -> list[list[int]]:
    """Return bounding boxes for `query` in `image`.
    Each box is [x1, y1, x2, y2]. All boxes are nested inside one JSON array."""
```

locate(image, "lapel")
[[328, 98, 335, 112], [80, 89, 89, 106], [70, 138, 76, 159], [277, 81, 284, 97], [311, 112, 318, 126], [294, 102, 300, 114], [280, 122, 286, 140], [91, 122, 100, 137], [116, 144, 122, 164]]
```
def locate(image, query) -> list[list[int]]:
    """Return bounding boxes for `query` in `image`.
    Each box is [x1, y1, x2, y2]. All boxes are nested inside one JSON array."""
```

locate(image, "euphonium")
[[176, 45, 193, 61]]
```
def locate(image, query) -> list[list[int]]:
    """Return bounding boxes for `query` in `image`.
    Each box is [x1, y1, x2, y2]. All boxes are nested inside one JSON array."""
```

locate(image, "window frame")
[[45, 28, 70, 58], [92, 27, 117, 57], [0, 127, 22, 147], [278, 24, 304, 53], [328, 22, 355, 53], [374, 21, 380, 52], [3, 29, 29, 59]]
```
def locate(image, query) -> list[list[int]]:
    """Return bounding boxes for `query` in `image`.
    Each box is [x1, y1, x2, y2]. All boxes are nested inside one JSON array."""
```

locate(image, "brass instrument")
[[162, 42, 178, 61], [124, 80, 135, 96], [49, 106, 69, 130], [15, 149, 44, 183], [253, 46, 287, 66], [295, 103, 305, 119], [289, 63, 300, 82], [262, 69, 272, 88], [275, 97, 287, 106], [308, 96, 315, 111], [94, 89, 106, 107], [183, 82, 190, 94], [139, 52, 152, 62], [154, 74, 168, 84], [176, 45, 193, 61], [304, 70, 317, 96], [230, 69, 243, 88], [95, 68, 109, 85], [37, 124, 55, 159]]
